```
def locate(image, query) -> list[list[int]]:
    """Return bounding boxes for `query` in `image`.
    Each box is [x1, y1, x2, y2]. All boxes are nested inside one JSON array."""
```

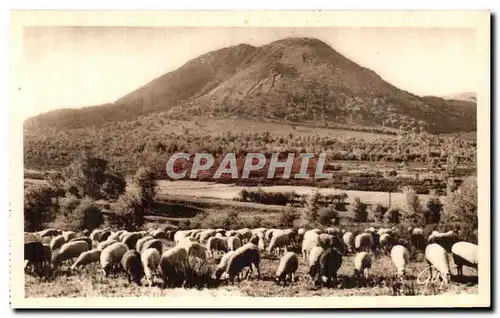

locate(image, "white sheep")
[[199, 229, 217, 243], [50, 234, 66, 251], [227, 236, 242, 251], [267, 232, 290, 257], [159, 247, 189, 287], [141, 248, 161, 287], [425, 243, 451, 284], [237, 228, 253, 243], [275, 251, 299, 286], [342, 232, 355, 254], [451, 241, 478, 277], [355, 232, 373, 252], [62, 231, 76, 242], [177, 239, 208, 261], [51, 241, 90, 268], [174, 230, 188, 243], [141, 239, 163, 254], [207, 236, 228, 258], [390, 245, 410, 276], [379, 233, 393, 254], [222, 243, 261, 284], [136, 235, 154, 252], [302, 232, 320, 261], [100, 242, 129, 276], [97, 239, 117, 251], [353, 251, 371, 281], [71, 248, 102, 270], [212, 251, 236, 280]]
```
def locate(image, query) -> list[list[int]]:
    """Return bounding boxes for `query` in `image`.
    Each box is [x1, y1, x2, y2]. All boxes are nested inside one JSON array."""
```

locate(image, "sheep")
[[451, 241, 478, 277], [319, 233, 344, 253], [24, 241, 51, 275], [118, 231, 131, 242], [275, 252, 299, 286], [174, 230, 188, 243], [215, 233, 223, 238], [141, 239, 163, 254], [50, 235, 66, 251], [411, 228, 425, 252], [264, 229, 277, 242], [390, 245, 410, 277], [121, 250, 144, 285], [122, 232, 141, 250], [51, 241, 89, 268], [355, 233, 373, 252], [307, 246, 324, 278], [309, 247, 343, 287], [97, 239, 118, 251], [151, 229, 167, 240], [141, 248, 161, 287], [71, 249, 102, 270], [215, 228, 227, 236], [249, 234, 265, 250], [251, 228, 267, 237], [353, 252, 371, 283], [107, 231, 121, 241], [136, 235, 154, 252], [379, 233, 394, 255], [212, 251, 236, 280], [222, 243, 261, 284], [267, 232, 290, 257], [425, 243, 451, 284], [427, 230, 458, 252], [302, 232, 320, 261], [177, 239, 208, 261], [237, 228, 253, 243], [227, 236, 242, 251], [38, 228, 62, 238], [62, 231, 77, 242], [199, 229, 217, 243], [100, 242, 129, 276], [225, 230, 237, 238], [207, 236, 228, 258], [159, 247, 189, 287], [69, 237, 93, 250], [342, 232, 355, 254]]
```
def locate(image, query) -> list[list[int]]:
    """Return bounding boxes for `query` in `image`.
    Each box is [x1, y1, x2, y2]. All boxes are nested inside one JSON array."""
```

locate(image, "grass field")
[[25, 243, 478, 298]]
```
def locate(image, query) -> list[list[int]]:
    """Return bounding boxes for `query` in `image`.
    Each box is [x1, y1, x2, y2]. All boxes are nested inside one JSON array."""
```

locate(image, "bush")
[[243, 188, 295, 206], [402, 186, 424, 224], [385, 207, 401, 224], [443, 176, 477, 228], [132, 166, 158, 209], [279, 207, 298, 228], [60, 197, 103, 231], [349, 197, 368, 222], [109, 192, 146, 231], [300, 191, 322, 226], [24, 185, 55, 231], [318, 205, 339, 226], [370, 203, 388, 222], [201, 210, 241, 230], [239, 189, 249, 202], [424, 190, 442, 224]]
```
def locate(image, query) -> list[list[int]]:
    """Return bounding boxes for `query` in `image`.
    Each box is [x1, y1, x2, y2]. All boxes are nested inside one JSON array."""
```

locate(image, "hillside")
[[24, 37, 476, 134], [441, 92, 477, 103]]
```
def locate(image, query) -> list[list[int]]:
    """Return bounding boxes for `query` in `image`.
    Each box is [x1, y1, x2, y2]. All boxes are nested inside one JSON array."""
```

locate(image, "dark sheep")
[[309, 248, 343, 288], [121, 250, 144, 285]]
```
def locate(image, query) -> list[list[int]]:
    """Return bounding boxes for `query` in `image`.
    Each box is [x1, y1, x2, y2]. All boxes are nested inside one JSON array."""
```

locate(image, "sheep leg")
[[457, 264, 463, 277]]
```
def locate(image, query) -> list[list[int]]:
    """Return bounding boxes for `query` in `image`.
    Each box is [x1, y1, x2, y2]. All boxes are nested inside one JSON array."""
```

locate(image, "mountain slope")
[[25, 37, 476, 134]]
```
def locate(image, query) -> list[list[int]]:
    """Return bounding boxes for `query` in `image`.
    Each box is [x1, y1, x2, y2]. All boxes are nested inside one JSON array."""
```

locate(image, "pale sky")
[[20, 27, 477, 119]]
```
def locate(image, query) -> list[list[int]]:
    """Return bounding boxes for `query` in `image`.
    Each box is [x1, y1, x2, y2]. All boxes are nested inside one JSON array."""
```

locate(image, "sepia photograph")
[[10, 10, 490, 309]]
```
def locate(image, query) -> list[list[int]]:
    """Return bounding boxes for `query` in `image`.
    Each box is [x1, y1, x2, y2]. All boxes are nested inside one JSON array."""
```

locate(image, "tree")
[[64, 152, 126, 200], [279, 206, 298, 228], [424, 190, 442, 224], [301, 191, 321, 226], [24, 186, 55, 231], [47, 171, 66, 199], [63, 197, 103, 231], [318, 205, 339, 226], [349, 197, 368, 222], [443, 176, 477, 227], [370, 203, 388, 222], [132, 167, 158, 209], [109, 192, 146, 231], [402, 186, 424, 224], [385, 207, 401, 224]]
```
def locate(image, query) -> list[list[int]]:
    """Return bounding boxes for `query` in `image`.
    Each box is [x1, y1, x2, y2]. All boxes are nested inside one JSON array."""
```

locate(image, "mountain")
[[441, 92, 477, 103], [24, 37, 476, 134]]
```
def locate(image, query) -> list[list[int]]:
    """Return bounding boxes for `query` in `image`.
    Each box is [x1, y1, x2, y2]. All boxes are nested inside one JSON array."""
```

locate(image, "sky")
[[20, 26, 477, 119]]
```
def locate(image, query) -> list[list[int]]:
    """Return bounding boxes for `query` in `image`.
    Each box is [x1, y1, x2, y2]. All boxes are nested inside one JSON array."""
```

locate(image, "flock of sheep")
[[24, 225, 479, 290]]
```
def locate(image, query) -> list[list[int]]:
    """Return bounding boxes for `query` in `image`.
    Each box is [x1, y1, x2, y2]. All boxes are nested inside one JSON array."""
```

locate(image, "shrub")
[[424, 190, 442, 224], [300, 191, 322, 226], [24, 185, 55, 231], [201, 210, 241, 230], [443, 176, 477, 228], [402, 186, 424, 224], [109, 192, 146, 231], [349, 197, 368, 222], [239, 189, 249, 202], [132, 166, 158, 209], [60, 197, 103, 231], [317, 205, 339, 226], [370, 203, 388, 222], [385, 207, 401, 224], [279, 207, 298, 228]]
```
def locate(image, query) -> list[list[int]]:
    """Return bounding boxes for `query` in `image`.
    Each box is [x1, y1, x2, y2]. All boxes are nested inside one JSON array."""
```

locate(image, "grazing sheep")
[[50, 235, 66, 251], [379, 233, 394, 255], [451, 241, 478, 277], [213, 251, 236, 280], [177, 240, 208, 261], [215, 233, 223, 238], [39, 228, 62, 238], [355, 233, 373, 252], [199, 229, 217, 243], [121, 250, 144, 285], [118, 231, 130, 242], [265, 229, 277, 242], [237, 228, 253, 243], [97, 239, 118, 251], [51, 241, 89, 268], [319, 233, 335, 249], [342, 232, 355, 254], [309, 247, 343, 287], [69, 237, 93, 250], [62, 231, 76, 242], [159, 247, 189, 287], [428, 230, 458, 252], [353, 252, 371, 281], [411, 228, 425, 252], [390, 245, 410, 276], [227, 236, 242, 251], [267, 232, 290, 257], [91, 229, 106, 241], [100, 242, 129, 276], [122, 232, 141, 250], [222, 243, 261, 284], [141, 239, 163, 254], [24, 241, 51, 274], [174, 230, 188, 243], [302, 232, 320, 261], [136, 235, 154, 252], [207, 236, 228, 257], [151, 229, 167, 240], [107, 231, 121, 241], [251, 228, 266, 237], [226, 230, 237, 238], [308, 246, 324, 277], [141, 248, 161, 286], [425, 243, 451, 284], [275, 252, 299, 286], [71, 249, 102, 270]]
